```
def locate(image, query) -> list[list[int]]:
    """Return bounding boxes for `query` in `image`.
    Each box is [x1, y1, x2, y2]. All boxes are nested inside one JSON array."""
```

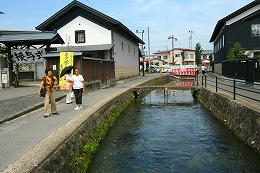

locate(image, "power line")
[[85, 0, 94, 8], [164, 0, 170, 33], [193, 33, 211, 37]]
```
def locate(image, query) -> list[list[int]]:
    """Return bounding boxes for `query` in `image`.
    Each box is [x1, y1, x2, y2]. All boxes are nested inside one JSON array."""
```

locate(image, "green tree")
[[0, 44, 7, 58], [209, 54, 214, 71], [227, 42, 248, 60], [195, 42, 203, 65]]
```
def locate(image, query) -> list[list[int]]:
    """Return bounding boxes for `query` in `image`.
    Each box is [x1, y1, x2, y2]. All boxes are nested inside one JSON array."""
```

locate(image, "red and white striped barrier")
[[168, 67, 197, 76]]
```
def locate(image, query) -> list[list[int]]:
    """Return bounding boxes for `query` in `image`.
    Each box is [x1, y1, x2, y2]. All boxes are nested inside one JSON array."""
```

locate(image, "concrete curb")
[[0, 95, 66, 125]]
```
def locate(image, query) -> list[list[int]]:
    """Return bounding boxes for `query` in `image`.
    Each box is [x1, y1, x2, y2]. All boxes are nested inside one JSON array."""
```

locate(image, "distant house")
[[36, 0, 144, 83], [210, 0, 260, 74], [201, 50, 213, 70], [154, 48, 195, 66], [153, 50, 171, 65]]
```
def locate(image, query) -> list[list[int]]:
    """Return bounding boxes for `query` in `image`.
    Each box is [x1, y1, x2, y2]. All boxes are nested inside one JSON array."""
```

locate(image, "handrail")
[[201, 75, 260, 102]]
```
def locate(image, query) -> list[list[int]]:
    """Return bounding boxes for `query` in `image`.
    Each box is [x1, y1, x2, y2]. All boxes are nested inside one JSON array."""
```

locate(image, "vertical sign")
[[59, 52, 74, 86], [1, 71, 8, 84]]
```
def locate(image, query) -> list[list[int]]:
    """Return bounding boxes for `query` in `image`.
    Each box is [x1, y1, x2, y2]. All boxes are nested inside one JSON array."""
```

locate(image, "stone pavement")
[[0, 74, 161, 172], [0, 85, 66, 124]]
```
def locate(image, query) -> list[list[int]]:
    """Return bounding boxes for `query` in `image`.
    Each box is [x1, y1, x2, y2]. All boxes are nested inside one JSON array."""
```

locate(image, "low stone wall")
[[115, 66, 139, 80], [196, 88, 260, 154]]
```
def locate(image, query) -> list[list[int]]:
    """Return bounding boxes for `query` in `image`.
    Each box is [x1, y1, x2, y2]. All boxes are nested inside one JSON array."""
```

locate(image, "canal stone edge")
[[196, 87, 260, 155]]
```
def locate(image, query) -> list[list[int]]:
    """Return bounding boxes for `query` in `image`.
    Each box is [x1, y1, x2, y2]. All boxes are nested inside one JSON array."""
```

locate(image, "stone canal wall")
[[196, 87, 260, 154], [4, 76, 168, 173]]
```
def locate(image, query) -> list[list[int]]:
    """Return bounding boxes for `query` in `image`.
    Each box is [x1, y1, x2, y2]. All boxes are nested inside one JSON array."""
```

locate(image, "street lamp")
[[136, 29, 145, 76], [168, 35, 177, 65]]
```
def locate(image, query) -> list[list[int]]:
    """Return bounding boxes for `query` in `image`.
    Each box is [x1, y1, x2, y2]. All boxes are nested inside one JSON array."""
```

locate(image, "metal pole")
[[205, 75, 207, 88], [148, 27, 151, 71], [233, 78, 236, 100], [136, 30, 145, 76], [171, 35, 174, 64], [216, 77, 218, 92], [168, 35, 177, 65]]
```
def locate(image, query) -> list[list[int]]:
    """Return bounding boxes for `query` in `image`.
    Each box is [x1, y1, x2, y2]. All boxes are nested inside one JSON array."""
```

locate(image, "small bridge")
[[132, 84, 198, 98], [133, 85, 197, 90]]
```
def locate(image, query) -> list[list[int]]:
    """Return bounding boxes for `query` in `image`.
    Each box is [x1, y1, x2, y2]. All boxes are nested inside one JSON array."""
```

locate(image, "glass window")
[[222, 35, 225, 47], [251, 24, 260, 37], [75, 30, 85, 43]]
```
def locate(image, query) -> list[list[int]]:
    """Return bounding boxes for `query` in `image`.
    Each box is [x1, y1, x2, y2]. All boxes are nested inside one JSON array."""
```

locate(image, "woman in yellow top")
[[38, 68, 59, 118]]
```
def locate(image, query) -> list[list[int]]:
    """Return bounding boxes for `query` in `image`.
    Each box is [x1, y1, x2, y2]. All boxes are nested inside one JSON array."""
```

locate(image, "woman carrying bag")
[[38, 68, 59, 118]]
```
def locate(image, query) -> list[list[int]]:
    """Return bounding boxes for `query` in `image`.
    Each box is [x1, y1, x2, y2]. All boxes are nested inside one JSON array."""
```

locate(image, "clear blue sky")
[[0, 0, 253, 53]]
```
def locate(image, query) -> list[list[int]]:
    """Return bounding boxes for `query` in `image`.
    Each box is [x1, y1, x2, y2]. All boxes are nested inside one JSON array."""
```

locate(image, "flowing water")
[[87, 89, 260, 173]]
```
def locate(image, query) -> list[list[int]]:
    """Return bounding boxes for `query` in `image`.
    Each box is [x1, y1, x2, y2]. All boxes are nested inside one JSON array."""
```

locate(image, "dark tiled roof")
[[175, 48, 194, 51], [42, 51, 83, 58], [0, 31, 64, 45], [57, 44, 114, 52], [210, 0, 260, 42], [153, 50, 170, 54]]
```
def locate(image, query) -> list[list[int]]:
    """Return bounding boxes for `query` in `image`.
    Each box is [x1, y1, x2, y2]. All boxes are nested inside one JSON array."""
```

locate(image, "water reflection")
[[87, 90, 260, 173]]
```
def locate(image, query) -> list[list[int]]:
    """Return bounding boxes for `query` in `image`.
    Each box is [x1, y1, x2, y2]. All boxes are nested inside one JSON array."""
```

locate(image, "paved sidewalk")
[[0, 74, 161, 172], [204, 72, 260, 109]]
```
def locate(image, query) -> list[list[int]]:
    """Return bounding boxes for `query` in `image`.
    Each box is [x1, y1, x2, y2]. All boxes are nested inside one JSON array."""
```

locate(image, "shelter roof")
[[36, 0, 144, 45], [0, 30, 64, 46]]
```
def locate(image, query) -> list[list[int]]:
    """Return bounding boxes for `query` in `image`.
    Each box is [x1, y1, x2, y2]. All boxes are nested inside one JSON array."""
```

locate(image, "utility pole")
[[168, 35, 177, 65], [189, 30, 193, 49], [148, 27, 151, 72], [136, 29, 145, 76]]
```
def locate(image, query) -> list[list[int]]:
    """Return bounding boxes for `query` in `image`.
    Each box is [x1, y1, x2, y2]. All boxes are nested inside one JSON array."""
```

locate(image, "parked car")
[[149, 66, 160, 73], [161, 67, 168, 73], [150, 66, 170, 73]]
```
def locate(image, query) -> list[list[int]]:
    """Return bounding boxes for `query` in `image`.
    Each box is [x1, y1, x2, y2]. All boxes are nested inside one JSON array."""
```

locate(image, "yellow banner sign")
[[59, 52, 74, 86]]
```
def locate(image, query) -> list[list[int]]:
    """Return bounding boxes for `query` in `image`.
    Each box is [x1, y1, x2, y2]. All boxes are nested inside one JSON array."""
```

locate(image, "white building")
[[36, 0, 144, 81], [154, 48, 196, 66]]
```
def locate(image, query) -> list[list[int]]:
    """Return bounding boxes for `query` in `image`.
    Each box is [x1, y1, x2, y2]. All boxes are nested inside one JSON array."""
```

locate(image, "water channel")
[[87, 88, 260, 173]]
